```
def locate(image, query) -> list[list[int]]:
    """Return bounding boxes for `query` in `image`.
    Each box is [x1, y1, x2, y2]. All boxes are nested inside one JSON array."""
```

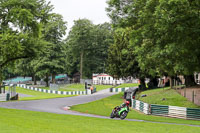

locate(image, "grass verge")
[[41, 84, 113, 92], [138, 87, 200, 108], [7, 87, 74, 101], [0, 107, 199, 133], [71, 93, 200, 125], [115, 83, 138, 88]]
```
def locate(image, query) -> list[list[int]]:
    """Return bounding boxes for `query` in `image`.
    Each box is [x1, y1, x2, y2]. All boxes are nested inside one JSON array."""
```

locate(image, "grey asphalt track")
[[0, 89, 116, 114], [0, 89, 200, 127]]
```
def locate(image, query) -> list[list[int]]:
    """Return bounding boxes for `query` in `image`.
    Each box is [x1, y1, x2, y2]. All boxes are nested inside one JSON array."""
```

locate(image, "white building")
[[92, 73, 138, 85]]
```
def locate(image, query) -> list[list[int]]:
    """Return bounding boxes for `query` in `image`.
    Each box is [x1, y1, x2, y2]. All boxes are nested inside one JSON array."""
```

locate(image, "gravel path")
[[0, 89, 199, 127]]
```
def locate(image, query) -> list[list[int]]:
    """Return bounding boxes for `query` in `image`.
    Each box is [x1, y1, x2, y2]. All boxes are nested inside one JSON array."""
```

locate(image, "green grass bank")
[[71, 92, 200, 125], [0, 108, 199, 133], [137, 87, 200, 108]]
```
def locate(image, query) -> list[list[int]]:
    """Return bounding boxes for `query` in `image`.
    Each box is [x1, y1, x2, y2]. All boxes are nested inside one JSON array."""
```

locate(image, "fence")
[[132, 99, 200, 120], [176, 87, 200, 106], [80, 79, 92, 84], [93, 79, 140, 85], [93, 80, 124, 85], [17, 84, 92, 95]]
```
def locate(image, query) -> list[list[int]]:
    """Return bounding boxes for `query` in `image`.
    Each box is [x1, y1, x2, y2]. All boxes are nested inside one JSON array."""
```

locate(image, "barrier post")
[[192, 91, 195, 103]]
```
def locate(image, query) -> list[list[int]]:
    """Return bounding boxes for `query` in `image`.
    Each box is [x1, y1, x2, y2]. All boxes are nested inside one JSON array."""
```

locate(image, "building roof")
[[93, 73, 112, 77]]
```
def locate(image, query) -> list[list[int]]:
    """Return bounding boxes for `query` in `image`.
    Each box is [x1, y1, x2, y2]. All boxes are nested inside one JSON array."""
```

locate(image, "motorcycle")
[[110, 105, 129, 120]]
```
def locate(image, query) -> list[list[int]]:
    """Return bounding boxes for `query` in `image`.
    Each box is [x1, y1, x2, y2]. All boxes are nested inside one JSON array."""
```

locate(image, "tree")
[[107, 28, 146, 89], [135, 0, 200, 87], [85, 23, 114, 76], [0, 0, 53, 84], [106, 0, 148, 89], [66, 19, 94, 79], [107, 0, 200, 87], [34, 13, 67, 86], [15, 58, 39, 85], [65, 20, 113, 79]]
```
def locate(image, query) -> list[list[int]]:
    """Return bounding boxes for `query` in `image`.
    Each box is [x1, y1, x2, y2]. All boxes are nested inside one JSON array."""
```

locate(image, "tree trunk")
[[169, 77, 173, 89], [184, 75, 196, 87], [139, 77, 146, 90], [52, 73, 56, 84], [45, 73, 49, 87], [148, 77, 158, 89], [32, 75, 34, 81], [33, 75, 37, 85], [0, 68, 2, 86], [80, 51, 84, 80]]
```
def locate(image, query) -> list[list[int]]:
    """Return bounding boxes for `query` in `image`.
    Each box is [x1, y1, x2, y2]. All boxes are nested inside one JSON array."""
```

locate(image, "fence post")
[[192, 91, 195, 103], [184, 88, 186, 97], [149, 104, 151, 114]]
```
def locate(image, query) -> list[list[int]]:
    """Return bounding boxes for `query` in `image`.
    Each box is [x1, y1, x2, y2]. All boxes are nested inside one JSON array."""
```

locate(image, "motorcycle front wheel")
[[120, 111, 128, 120]]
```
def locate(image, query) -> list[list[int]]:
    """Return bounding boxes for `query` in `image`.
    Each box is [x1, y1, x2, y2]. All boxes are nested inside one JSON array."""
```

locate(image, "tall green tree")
[[66, 19, 94, 79], [85, 23, 113, 76], [34, 13, 67, 86], [107, 0, 200, 87], [0, 0, 53, 84], [107, 28, 147, 89], [65, 20, 113, 79]]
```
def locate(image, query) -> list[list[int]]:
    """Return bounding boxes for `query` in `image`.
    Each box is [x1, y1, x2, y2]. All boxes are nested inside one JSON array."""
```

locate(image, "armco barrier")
[[132, 99, 150, 114], [132, 99, 200, 120], [17, 84, 91, 95], [187, 108, 200, 120], [110, 87, 130, 93], [151, 104, 169, 117], [168, 106, 186, 119]]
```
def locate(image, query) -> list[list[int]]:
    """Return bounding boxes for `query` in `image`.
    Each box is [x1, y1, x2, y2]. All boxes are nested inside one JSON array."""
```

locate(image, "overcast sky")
[[48, 0, 110, 34]]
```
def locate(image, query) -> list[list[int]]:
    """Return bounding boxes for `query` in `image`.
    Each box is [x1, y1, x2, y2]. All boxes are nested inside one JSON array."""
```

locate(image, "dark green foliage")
[[107, 28, 140, 78], [65, 19, 113, 78], [28, 13, 67, 86], [0, 0, 53, 83], [106, 0, 200, 87]]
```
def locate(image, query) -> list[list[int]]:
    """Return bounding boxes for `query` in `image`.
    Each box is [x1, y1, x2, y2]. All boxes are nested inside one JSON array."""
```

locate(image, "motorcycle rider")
[[110, 100, 130, 119], [118, 101, 130, 111]]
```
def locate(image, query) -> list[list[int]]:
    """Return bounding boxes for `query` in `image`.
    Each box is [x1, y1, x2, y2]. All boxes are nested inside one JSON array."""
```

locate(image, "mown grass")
[[59, 84, 85, 91], [0, 107, 199, 133], [7, 87, 73, 101], [41, 84, 113, 92], [138, 87, 200, 108], [71, 93, 200, 125], [115, 83, 138, 88], [94, 85, 113, 91]]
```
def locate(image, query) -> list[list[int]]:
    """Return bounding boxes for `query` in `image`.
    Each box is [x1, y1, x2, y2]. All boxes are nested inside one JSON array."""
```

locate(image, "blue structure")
[[4, 77, 32, 84]]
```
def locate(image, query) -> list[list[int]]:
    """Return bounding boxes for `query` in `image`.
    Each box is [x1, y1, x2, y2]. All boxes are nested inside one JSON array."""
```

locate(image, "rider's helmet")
[[125, 101, 130, 106]]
